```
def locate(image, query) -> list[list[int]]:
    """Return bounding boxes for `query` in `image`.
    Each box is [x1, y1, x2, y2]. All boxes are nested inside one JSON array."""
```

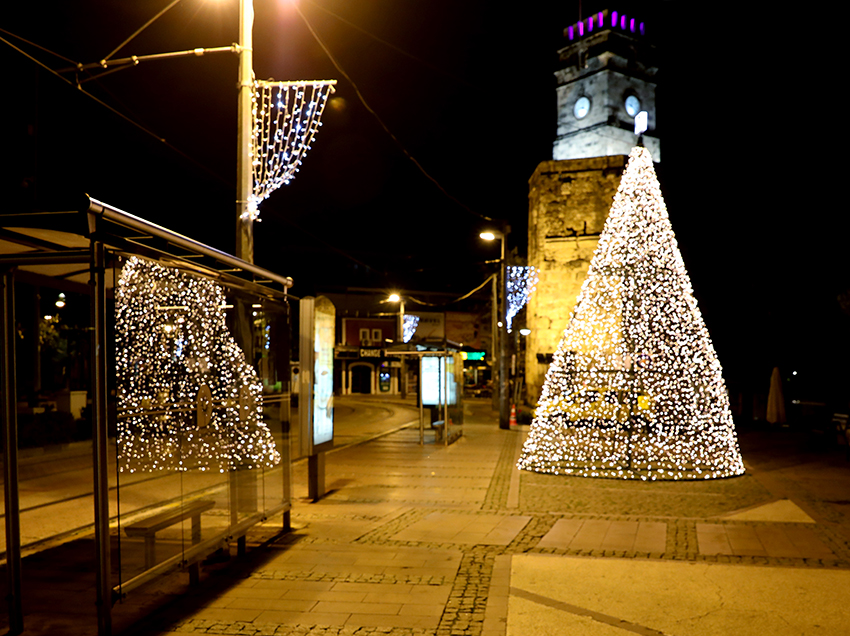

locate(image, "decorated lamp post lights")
[[506, 265, 539, 334], [518, 146, 744, 481]]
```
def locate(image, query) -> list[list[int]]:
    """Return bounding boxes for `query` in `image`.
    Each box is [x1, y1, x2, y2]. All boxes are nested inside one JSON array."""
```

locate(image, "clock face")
[[625, 95, 641, 118], [573, 96, 590, 119]]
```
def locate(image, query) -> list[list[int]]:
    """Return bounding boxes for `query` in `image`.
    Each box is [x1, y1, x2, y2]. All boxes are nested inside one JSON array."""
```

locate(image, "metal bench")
[[432, 420, 447, 443], [125, 499, 216, 582]]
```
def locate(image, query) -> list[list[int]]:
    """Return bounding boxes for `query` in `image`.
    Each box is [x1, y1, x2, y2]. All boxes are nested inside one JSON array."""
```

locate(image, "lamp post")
[[480, 230, 510, 430], [387, 293, 406, 397], [236, 0, 254, 263]]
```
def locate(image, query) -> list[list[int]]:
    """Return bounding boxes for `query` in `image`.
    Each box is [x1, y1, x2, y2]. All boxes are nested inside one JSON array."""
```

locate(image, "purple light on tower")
[[568, 25, 574, 40], [589, 15, 594, 31], [578, 21, 584, 36], [612, 11, 618, 27], [621, 15, 627, 29], [630, 18, 635, 32], [598, 11, 604, 27], [640, 22, 645, 35]]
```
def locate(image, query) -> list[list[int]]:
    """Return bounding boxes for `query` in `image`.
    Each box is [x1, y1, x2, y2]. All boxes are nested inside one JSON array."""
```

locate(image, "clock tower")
[[524, 9, 661, 405], [554, 9, 659, 160], [552, 10, 661, 161]]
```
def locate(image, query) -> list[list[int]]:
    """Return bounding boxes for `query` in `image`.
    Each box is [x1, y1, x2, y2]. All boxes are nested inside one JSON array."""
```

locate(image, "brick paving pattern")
[[30, 398, 847, 636]]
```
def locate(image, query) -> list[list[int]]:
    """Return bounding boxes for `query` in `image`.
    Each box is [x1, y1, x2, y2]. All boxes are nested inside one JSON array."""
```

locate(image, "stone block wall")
[[525, 155, 627, 404]]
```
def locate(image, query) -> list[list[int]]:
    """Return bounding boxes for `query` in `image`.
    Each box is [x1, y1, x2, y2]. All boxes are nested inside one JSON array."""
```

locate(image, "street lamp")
[[480, 229, 510, 430], [387, 293, 404, 343], [386, 293, 407, 397]]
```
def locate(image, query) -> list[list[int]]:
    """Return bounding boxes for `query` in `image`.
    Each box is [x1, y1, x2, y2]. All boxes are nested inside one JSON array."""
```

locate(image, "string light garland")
[[115, 257, 281, 473], [506, 265, 539, 333], [247, 79, 337, 221], [518, 146, 745, 481], [402, 314, 420, 343]]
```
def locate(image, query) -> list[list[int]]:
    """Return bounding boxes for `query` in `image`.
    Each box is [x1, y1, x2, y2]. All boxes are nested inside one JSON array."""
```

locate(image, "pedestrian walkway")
[[8, 399, 850, 635]]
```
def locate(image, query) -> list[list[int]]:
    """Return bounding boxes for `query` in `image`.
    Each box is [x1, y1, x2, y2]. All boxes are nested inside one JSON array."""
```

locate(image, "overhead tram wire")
[[100, 0, 185, 63], [0, 33, 230, 187], [1, 26, 388, 278], [404, 274, 496, 308], [302, 0, 472, 87], [293, 2, 497, 224]]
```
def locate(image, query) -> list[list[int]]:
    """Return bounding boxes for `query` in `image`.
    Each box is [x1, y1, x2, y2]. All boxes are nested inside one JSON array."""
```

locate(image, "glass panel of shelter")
[[1, 277, 99, 624], [112, 256, 291, 593]]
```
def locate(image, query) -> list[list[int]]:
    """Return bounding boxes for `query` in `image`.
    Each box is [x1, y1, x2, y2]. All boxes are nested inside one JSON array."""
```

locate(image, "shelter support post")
[[90, 240, 112, 635], [419, 356, 424, 445], [308, 452, 325, 502], [2, 269, 23, 635]]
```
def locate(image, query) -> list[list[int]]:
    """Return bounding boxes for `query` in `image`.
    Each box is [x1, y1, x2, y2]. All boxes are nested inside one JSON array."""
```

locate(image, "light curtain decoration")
[[506, 265, 539, 333], [116, 257, 280, 472], [518, 146, 744, 481], [246, 79, 337, 221], [402, 314, 420, 343]]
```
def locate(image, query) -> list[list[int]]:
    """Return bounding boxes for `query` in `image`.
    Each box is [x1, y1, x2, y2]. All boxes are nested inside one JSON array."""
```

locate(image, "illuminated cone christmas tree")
[[518, 146, 744, 480]]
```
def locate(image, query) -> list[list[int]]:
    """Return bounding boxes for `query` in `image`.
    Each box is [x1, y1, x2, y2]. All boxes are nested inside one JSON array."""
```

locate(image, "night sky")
[[2, 1, 847, 404]]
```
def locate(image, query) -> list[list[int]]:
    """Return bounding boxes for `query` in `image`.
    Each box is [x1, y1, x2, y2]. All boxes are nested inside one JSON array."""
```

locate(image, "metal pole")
[[419, 355, 424, 445], [90, 240, 112, 635], [498, 235, 509, 429], [398, 299, 405, 398], [234, 0, 255, 556], [443, 353, 449, 446], [2, 269, 23, 635], [490, 273, 498, 413], [236, 0, 254, 262]]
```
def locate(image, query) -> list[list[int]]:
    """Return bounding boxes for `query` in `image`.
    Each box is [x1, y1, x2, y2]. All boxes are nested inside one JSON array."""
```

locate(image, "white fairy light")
[[402, 314, 420, 343], [246, 79, 336, 221], [517, 146, 745, 481], [506, 265, 539, 333], [115, 257, 281, 473]]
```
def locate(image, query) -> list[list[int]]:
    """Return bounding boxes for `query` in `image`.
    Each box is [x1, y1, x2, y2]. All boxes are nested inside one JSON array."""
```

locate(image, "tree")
[[517, 146, 745, 480]]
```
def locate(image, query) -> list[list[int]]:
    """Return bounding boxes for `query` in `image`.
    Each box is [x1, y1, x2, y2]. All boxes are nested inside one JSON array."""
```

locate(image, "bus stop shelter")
[[1, 196, 294, 634]]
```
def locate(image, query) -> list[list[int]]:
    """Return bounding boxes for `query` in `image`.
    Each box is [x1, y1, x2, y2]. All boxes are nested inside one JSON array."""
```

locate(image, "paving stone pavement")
[[87, 399, 850, 634]]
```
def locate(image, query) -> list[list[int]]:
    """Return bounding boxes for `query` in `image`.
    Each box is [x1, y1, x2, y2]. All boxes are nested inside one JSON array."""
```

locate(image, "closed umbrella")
[[766, 366, 787, 425]]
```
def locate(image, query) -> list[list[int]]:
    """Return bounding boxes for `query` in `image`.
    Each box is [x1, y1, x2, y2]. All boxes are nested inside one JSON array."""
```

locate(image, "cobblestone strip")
[[170, 621, 438, 635], [672, 518, 698, 559], [502, 513, 557, 554], [436, 551, 494, 636], [481, 432, 520, 511], [353, 507, 432, 544], [247, 569, 448, 586]]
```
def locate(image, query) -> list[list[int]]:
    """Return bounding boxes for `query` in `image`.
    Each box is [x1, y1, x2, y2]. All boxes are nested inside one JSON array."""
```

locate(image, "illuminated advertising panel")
[[312, 297, 335, 447], [421, 356, 457, 406], [299, 296, 335, 455]]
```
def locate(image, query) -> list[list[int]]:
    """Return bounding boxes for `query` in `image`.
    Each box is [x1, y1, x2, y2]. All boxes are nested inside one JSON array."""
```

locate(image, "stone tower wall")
[[525, 155, 627, 405]]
